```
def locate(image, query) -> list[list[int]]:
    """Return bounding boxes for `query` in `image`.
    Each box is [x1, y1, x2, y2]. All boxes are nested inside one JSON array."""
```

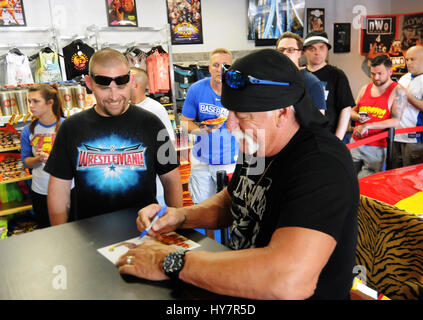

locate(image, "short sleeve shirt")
[[44, 105, 178, 219]]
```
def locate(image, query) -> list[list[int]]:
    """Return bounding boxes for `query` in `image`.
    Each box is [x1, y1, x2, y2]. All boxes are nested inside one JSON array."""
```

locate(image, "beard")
[[374, 78, 389, 87], [231, 129, 260, 155]]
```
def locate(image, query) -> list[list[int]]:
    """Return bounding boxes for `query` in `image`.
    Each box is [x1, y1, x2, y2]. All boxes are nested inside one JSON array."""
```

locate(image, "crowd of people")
[[19, 26, 423, 300]]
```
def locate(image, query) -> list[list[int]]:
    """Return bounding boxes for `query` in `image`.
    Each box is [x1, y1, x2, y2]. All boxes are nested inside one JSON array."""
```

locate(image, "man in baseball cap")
[[303, 30, 355, 142], [303, 30, 332, 50], [118, 49, 360, 300]]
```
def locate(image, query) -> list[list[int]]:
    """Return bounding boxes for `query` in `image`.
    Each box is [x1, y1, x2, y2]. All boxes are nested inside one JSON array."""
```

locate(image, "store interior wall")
[[3, 0, 422, 97]]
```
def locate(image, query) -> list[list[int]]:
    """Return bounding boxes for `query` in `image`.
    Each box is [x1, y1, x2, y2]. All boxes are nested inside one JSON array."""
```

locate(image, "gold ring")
[[126, 256, 134, 265]]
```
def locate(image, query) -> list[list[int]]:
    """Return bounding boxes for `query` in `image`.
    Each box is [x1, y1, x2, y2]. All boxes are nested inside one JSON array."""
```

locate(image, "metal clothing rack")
[[86, 24, 178, 122], [0, 27, 62, 84], [0, 27, 60, 57]]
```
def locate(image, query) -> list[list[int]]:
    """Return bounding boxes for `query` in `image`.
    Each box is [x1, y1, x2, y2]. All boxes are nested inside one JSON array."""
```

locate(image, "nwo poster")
[[167, 0, 203, 45], [361, 11, 423, 55]]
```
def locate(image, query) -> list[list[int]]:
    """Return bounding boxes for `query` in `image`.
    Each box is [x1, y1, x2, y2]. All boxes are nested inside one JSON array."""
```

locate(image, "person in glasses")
[[276, 32, 326, 115], [117, 49, 359, 300], [129, 67, 176, 206], [44, 48, 182, 224], [179, 48, 239, 238], [303, 30, 355, 142]]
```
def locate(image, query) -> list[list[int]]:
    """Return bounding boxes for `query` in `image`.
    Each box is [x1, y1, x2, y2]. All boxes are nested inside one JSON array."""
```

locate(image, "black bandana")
[[221, 49, 328, 128]]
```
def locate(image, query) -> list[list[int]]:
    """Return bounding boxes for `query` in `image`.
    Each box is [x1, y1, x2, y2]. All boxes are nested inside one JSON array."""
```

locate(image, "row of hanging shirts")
[[0, 40, 172, 97], [0, 46, 62, 87], [124, 45, 171, 95]]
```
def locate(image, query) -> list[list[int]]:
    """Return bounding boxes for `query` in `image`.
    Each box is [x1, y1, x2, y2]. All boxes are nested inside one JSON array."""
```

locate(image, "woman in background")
[[21, 83, 70, 228]]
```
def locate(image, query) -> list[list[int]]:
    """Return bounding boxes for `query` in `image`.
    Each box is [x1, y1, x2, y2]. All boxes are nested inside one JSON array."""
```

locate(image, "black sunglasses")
[[222, 64, 290, 89], [90, 72, 131, 86]]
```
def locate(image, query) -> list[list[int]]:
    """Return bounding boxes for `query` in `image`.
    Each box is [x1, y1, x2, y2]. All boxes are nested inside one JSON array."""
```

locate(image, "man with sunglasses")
[[45, 48, 182, 224], [276, 32, 326, 115], [117, 49, 359, 300], [303, 30, 355, 142], [180, 48, 239, 238]]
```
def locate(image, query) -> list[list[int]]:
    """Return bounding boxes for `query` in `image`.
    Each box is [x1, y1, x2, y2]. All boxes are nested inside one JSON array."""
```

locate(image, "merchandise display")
[[0, 217, 6, 239], [0, 0, 422, 303], [34, 48, 62, 83], [0, 49, 34, 86], [0, 124, 20, 151], [62, 40, 95, 81]]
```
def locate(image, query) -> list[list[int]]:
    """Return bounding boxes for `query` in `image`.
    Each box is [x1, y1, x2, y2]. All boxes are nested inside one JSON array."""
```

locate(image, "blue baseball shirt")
[[182, 78, 239, 165]]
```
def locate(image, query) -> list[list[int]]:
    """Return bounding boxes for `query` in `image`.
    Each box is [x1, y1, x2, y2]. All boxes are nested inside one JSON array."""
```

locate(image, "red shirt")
[[356, 81, 398, 147]]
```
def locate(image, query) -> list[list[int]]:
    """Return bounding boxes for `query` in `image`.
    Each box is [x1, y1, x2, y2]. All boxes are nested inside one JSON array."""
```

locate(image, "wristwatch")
[[163, 250, 186, 280]]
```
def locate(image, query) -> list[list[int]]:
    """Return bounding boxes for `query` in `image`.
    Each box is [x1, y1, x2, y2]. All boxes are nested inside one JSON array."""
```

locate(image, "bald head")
[[405, 45, 423, 75], [89, 48, 129, 75], [130, 67, 149, 103]]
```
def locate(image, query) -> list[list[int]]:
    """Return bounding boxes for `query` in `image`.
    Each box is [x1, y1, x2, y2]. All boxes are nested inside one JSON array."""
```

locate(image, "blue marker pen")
[[139, 205, 168, 239]]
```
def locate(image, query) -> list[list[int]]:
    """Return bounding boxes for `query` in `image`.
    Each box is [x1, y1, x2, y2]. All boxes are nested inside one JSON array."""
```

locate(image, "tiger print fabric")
[[356, 195, 423, 299]]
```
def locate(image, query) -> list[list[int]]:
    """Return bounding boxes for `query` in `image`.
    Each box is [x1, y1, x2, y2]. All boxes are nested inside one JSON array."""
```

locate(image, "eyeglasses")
[[222, 64, 290, 89], [277, 47, 300, 54], [90, 72, 131, 86]]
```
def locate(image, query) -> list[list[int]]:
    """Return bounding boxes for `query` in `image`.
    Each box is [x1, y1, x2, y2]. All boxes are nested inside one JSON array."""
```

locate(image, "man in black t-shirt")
[[44, 48, 182, 223], [303, 31, 355, 141], [115, 49, 359, 300]]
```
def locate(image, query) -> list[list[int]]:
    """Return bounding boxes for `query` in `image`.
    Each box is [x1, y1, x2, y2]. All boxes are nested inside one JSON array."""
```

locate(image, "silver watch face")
[[164, 251, 185, 277]]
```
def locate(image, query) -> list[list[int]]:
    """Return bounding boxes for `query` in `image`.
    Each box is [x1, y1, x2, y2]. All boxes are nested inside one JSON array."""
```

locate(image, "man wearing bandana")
[[117, 49, 359, 300]]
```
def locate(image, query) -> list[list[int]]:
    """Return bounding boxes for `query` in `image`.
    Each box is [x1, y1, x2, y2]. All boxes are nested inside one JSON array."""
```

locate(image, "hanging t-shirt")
[[62, 40, 95, 80], [146, 48, 170, 94], [44, 105, 178, 220], [125, 47, 147, 71], [4, 52, 34, 86], [309, 64, 355, 134], [35, 51, 62, 83]]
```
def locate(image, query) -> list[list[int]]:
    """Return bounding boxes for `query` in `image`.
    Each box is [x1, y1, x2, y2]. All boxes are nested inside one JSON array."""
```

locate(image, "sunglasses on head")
[[222, 64, 290, 89], [90, 72, 131, 86]]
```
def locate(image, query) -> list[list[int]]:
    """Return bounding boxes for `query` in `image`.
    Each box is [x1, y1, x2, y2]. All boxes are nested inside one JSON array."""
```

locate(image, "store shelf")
[[0, 198, 32, 217], [0, 146, 20, 153], [0, 175, 32, 185]]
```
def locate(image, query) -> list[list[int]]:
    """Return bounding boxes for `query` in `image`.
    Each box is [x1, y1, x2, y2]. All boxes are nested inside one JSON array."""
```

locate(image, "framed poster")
[[399, 12, 423, 51], [247, 0, 305, 46], [167, 0, 203, 45], [334, 23, 350, 53], [105, 0, 138, 27], [0, 0, 26, 26], [361, 11, 423, 56], [307, 8, 324, 33]]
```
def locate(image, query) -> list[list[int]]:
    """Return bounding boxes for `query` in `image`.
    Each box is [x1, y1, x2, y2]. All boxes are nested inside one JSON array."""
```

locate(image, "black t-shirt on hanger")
[[62, 40, 95, 80]]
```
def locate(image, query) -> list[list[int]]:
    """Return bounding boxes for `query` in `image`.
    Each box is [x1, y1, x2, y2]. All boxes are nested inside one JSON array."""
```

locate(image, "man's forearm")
[[179, 188, 233, 229], [335, 107, 352, 139], [408, 94, 423, 111], [160, 168, 183, 208], [47, 177, 72, 225]]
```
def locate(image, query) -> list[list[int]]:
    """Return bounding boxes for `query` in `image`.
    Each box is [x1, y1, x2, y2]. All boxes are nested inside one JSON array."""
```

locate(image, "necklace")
[[244, 156, 277, 209]]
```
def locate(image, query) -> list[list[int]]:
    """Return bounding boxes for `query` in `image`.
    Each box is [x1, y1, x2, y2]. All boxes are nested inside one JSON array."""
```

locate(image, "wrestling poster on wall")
[[361, 11, 423, 55], [0, 0, 26, 26], [105, 0, 138, 27], [167, 0, 203, 45], [247, 0, 304, 46], [361, 11, 423, 78], [306, 8, 324, 33]]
